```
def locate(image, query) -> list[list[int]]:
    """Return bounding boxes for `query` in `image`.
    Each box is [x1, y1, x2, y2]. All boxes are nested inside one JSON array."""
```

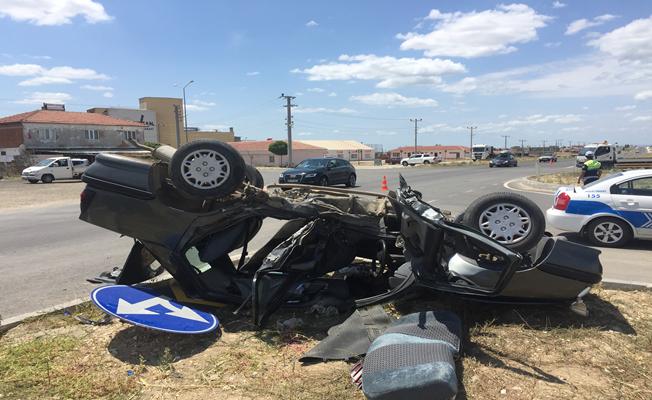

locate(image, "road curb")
[[0, 297, 88, 333], [504, 177, 558, 195], [601, 279, 652, 291]]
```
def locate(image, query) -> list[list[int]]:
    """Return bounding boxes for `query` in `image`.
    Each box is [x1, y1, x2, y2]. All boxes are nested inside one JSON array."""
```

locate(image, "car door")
[[411, 154, 421, 164], [338, 159, 353, 183], [325, 159, 338, 183], [609, 176, 652, 238], [51, 159, 72, 179]]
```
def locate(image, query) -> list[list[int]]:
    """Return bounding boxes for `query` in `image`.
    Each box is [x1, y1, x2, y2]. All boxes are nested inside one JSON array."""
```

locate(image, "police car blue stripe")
[[566, 200, 651, 229]]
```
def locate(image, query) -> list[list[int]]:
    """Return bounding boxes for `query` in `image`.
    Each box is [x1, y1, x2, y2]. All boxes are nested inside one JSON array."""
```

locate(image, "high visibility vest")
[[584, 159, 601, 170]]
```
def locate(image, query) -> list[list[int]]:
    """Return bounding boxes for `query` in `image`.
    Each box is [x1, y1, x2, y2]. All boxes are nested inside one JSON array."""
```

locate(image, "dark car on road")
[[489, 152, 518, 168], [539, 154, 558, 163], [279, 158, 356, 187]]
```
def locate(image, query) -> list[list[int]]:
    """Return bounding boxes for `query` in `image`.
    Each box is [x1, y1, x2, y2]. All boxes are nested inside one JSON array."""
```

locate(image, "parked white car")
[[21, 157, 90, 184], [401, 154, 437, 166], [546, 169, 652, 247]]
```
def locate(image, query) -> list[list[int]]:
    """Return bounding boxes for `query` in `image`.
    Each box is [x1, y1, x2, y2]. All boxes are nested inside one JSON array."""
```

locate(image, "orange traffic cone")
[[381, 176, 389, 191]]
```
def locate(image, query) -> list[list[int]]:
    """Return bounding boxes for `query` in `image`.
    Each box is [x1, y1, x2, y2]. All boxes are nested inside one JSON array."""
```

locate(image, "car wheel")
[[169, 140, 246, 198], [28, 179, 39, 184], [346, 173, 356, 187], [586, 217, 632, 248], [243, 165, 264, 188], [319, 176, 329, 186], [402, 161, 408, 167], [424, 160, 431, 165], [41, 174, 54, 184], [461, 192, 545, 252], [489, 164, 494, 168]]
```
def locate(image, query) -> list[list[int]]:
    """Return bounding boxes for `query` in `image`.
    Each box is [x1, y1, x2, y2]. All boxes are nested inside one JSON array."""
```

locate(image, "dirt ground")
[[0, 178, 84, 210], [1, 286, 650, 400]]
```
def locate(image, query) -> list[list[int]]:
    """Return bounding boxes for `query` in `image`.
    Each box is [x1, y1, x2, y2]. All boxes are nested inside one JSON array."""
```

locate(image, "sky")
[[0, 0, 651, 150]]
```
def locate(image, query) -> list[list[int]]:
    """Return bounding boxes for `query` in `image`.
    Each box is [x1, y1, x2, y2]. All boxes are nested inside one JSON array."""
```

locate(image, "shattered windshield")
[[296, 159, 328, 168]]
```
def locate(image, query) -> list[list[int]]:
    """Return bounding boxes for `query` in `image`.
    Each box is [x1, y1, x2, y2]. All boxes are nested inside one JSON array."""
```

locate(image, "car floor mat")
[[300, 305, 394, 363]]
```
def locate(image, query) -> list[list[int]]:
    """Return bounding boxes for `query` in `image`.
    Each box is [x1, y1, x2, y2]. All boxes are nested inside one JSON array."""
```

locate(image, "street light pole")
[[466, 126, 477, 159], [182, 80, 194, 144]]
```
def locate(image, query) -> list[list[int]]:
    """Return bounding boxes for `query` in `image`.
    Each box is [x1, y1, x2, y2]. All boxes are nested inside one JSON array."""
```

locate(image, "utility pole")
[[542, 140, 547, 153], [280, 93, 297, 166], [501, 135, 510, 150], [182, 80, 194, 144], [173, 105, 181, 148], [519, 139, 527, 156], [410, 118, 422, 154], [466, 126, 477, 159]]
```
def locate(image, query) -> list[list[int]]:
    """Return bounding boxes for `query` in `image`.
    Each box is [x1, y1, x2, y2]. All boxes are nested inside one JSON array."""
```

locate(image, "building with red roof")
[[387, 145, 469, 161], [0, 105, 146, 161], [229, 139, 327, 166]]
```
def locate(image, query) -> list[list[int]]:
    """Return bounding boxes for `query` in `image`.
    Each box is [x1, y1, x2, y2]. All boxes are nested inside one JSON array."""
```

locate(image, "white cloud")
[[307, 87, 325, 93], [294, 107, 357, 114], [18, 76, 72, 86], [293, 54, 466, 88], [0, 63, 110, 86], [102, 91, 113, 98], [328, 92, 337, 97], [298, 131, 314, 136], [631, 115, 652, 122], [306, 20, 318, 27], [478, 114, 584, 133], [350, 92, 438, 108], [420, 123, 466, 133], [635, 90, 652, 101], [615, 105, 636, 111], [0, 0, 112, 26], [185, 99, 216, 111], [14, 91, 72, 104], [398, 4, 550, 58], [81, 84, 113, 91], [565, 14, 617, 35], [246, 71, 260, 76], [544, 42, 561, 48], [0, 63, 44, 76], [552, 1, 566, 9], [589, 16, 652, 61]]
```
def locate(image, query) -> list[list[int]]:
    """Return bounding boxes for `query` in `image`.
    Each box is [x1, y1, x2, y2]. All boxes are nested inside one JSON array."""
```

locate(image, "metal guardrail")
[[617, 163, 652, 170]]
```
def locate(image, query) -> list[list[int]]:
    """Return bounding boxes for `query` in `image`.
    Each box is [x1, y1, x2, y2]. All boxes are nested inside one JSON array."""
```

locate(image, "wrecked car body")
[[79, 140, 602, 326]]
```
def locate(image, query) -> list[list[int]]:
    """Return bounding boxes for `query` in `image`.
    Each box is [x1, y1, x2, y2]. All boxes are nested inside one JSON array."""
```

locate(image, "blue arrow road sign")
[[91, 285, 219, 334]]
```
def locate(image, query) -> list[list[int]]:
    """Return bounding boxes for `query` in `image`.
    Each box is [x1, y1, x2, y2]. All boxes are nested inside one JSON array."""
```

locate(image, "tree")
[[268, 140, 288, 166]]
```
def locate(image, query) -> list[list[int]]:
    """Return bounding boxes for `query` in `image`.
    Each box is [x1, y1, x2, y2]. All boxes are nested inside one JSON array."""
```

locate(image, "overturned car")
[[79, 140, 603, 326]]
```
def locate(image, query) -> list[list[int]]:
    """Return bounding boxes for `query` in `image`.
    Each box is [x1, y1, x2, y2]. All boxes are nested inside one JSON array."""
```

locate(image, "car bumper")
[[546, 208, 587, 233], [279, 175, 320, 184], [21, 174, 36, 180]]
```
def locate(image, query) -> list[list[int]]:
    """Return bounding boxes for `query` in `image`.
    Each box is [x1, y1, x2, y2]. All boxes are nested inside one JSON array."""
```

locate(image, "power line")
[[280, 93, 297, 166], [409, 118, 422, 153]]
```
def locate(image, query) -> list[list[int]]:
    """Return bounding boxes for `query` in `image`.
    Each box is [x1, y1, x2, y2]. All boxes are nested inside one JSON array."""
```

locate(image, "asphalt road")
[[1, 160, 650, 320]]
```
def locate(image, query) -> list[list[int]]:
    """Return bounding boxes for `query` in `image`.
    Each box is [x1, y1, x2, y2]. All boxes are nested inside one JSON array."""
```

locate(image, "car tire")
[[243, 165, 264, 188], [402, 161, 408, 167], [28, 179, 39, 184], [586, 217, 632, 248], [489, 164, 494, 168], [346, 173, 356, 187], [41, 174, 54, 184], [424, 160, 431, 165], [461, 192, 545, 252], [319, 176, 328, 186], [169, 140, 246, 198]]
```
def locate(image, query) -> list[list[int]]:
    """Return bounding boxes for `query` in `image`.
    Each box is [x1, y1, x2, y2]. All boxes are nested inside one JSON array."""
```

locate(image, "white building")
[[87, 107, 158, 142], [300, 140, 374, 161]]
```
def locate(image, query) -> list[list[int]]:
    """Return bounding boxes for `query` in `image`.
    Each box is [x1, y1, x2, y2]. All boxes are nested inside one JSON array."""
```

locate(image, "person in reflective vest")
[[577, 151, 602, 185]]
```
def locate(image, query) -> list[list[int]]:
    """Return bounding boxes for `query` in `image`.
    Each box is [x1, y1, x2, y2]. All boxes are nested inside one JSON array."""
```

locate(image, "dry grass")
[[531, 171, 579, 185], [1, 287, 650, 400]]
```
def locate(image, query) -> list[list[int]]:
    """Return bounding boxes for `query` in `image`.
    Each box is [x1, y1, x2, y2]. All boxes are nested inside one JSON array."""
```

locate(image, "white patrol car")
[[546, 169, 652, 247]]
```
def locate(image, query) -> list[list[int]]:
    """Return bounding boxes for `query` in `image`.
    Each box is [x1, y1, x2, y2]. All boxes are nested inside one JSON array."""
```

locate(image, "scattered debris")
[[276, 317, 304, 332]]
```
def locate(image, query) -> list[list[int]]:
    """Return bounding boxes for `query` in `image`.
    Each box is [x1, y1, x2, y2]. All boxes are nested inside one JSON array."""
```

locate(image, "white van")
[[21, 157, 90, 183]]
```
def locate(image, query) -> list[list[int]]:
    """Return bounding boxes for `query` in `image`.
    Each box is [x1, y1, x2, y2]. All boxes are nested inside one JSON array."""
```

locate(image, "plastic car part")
[[462, 192, 545, 252], [169, 140, 246, 198], [362, 311, 461, 400], [243, 164, 264, 188]]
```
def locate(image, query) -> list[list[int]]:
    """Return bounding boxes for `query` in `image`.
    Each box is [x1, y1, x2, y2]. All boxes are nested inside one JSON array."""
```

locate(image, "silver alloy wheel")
[[593, 222, 624, 244], [478, 203, 532, 244], [181, 149, 230, 189]]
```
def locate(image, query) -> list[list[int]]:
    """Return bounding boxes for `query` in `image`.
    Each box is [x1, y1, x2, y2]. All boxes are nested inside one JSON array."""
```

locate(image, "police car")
[[546, 169, 652, 247]]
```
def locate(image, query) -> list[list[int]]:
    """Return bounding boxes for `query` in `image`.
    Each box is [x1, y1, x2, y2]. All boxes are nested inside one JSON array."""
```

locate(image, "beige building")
[[229, 140, 327, 167], [139, 97, 183, 147], [300, 140, 374, 161], [138, 97, 236, 147]]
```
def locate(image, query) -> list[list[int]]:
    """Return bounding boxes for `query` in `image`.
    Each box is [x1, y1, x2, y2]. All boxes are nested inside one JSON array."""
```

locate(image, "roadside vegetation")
[[1, 287, 650, 399]]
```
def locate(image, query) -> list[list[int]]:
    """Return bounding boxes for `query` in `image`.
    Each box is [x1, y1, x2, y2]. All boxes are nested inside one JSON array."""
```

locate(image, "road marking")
[[503, 178, 555, 195], [465, 189, 473, 193]]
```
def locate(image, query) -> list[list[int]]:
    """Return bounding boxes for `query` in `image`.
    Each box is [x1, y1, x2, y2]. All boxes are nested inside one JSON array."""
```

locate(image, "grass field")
[[1, 286, 651, 400]]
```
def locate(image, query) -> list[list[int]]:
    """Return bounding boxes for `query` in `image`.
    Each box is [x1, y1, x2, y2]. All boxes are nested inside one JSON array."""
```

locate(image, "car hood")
[[283, 167, 324, 174], [492, 158, 509, 163], [22, 166, 45, 174]]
